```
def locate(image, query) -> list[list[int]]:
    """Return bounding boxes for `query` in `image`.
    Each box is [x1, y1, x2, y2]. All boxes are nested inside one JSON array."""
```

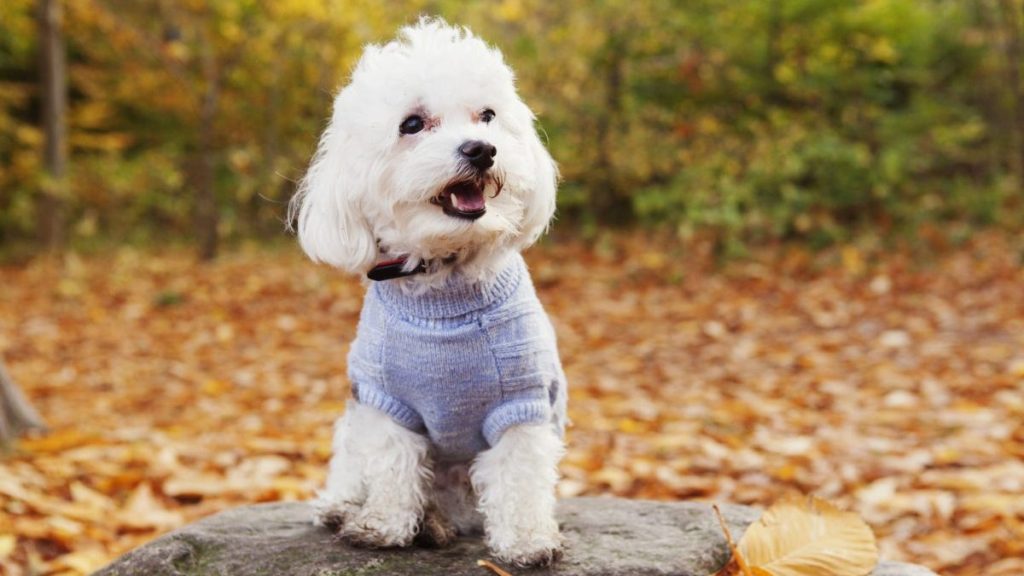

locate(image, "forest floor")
[[1, 231, 1022, 576]]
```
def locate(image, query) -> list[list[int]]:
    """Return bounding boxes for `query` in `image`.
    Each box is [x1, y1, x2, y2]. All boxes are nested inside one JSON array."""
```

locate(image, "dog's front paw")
[[341, 510, 420, 549], [487, 524, 564, 567], [313, 498, 359, 533], [490, 541, 563, 567]]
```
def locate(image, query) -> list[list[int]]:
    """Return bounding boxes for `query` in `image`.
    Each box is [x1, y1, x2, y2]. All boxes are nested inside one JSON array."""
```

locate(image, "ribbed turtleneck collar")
[[371, 254, 526, 319]]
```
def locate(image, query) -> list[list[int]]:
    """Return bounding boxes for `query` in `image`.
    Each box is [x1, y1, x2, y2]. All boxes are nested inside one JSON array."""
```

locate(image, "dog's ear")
[[289, 119, 378, 274], [515, 103, 560, 251]]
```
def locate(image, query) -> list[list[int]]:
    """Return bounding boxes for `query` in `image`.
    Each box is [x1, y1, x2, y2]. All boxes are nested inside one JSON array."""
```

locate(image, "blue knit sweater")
[[347, 254, 567, 462]]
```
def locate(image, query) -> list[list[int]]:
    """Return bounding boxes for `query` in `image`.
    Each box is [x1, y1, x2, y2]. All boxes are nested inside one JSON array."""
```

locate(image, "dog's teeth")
[[450, 193, 460, 209]]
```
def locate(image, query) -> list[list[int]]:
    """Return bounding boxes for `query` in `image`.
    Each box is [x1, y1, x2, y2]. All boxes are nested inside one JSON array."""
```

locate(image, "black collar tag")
[[366, 257, 427, 281]]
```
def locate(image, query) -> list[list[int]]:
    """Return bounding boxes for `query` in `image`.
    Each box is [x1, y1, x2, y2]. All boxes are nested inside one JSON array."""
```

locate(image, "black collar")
[[366, 257, 427, 281]]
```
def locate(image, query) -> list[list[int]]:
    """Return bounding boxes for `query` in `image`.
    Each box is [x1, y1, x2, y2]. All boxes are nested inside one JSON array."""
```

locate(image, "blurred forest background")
[[1, 0, 1023, 258], [3, 1, 1024, 576]]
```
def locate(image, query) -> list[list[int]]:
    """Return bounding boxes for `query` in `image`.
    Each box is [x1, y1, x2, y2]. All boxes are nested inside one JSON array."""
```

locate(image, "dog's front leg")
[[318, 403, 431, 548], [314, 406, 368, 531], [471, 423, 565, 566]]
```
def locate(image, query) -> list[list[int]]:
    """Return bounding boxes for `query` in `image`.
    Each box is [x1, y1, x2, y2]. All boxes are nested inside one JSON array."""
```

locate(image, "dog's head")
[[290, 18, 558, 279]]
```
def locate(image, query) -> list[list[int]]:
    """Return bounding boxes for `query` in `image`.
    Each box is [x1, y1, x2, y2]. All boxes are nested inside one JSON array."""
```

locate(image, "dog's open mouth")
[[432, 180, 488, 221]]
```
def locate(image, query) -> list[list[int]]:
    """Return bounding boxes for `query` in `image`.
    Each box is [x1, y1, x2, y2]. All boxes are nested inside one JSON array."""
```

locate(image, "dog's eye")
[[400, 115, 425, 135], [480, 109, 496, 124]]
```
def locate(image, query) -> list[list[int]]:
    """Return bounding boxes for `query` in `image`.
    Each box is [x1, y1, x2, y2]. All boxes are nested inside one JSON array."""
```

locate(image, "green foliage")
[[0, 0, 1020, 252], [589, 0, 997, 245]]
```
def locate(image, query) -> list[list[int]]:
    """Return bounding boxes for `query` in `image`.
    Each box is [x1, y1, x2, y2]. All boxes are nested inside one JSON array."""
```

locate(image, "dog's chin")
[[431, 177, 502, 222]]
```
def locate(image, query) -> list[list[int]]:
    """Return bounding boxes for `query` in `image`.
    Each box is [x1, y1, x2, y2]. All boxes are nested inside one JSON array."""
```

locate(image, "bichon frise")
[[289, 18, 567, 567]]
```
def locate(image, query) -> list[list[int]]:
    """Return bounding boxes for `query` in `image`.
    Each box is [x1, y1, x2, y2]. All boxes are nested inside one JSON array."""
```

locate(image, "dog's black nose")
[[459, 140, 497, 170]]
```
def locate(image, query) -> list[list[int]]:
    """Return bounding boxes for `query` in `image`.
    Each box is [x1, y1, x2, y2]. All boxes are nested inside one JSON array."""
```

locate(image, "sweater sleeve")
[[347, 290, 426, 432], [481, 398, 553, 447], [480, 291, 566, 446]]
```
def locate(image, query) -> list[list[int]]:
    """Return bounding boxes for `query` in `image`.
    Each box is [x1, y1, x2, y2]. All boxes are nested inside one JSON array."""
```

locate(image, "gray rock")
[[94, 497, 937, 576]]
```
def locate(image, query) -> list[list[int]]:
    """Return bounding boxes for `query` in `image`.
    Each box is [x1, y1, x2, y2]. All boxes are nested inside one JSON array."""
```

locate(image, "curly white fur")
[[314, 403, 432, 548], [295, 18, 565, 566], [289, 17, 558, 289], [472, 424, 565, 565]]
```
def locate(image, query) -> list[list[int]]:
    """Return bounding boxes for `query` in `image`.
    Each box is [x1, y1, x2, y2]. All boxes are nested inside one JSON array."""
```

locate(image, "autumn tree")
[[78, 0, 259, 261], [0, 0, 1021, 252], [37, 0, 67, 252], [58, 0, 392, 260]]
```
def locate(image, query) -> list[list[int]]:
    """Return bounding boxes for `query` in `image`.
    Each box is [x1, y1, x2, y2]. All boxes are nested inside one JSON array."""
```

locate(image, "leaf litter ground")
[[1, 232, 1022, 575]]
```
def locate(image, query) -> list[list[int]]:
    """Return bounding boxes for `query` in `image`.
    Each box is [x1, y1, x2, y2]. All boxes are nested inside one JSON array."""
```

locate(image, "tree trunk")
[[38, 0, 68, 252], [765, 0, 783, 103], [195, 94, 218, 261], [0, 361, 47, 446], [195, 28, 220, 261], [258, 49, 284, 234], [593, 28, 632, 225], [999, 0, 1024, 185], [972, 0, 1007, 175]]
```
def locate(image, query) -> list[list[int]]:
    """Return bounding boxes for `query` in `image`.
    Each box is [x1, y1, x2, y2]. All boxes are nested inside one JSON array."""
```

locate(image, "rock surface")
[[95, 497, 937, 576]]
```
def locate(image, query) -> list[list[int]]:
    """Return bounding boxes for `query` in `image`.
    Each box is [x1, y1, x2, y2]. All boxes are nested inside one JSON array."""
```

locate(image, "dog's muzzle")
[[432, 141, 502, 221], [432, 180, 488, 220]]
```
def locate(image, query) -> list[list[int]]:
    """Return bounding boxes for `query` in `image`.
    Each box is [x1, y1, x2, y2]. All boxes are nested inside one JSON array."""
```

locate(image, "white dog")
[[289, 18, 567, 566]]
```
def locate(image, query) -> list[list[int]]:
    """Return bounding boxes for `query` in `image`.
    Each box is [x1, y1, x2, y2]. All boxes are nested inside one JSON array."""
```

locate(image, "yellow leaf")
[[870, 38, 897, 64], [1009, 358, 1024, 377], [69, 481, 113, 510], [46, 516, 84, 543], [48, 548, 109, 574], [202, 378, 230, 396], [117, 483, 183, 531], [0, 534, 15, 560], [163, 472, 230, 498], [618, 418, 647, 433], [840, 246, 864, 276], [18, 429, 97, 453], [496, 0, 523, 22], [739, 496, 878, 576], [640, 251, 666, 269]]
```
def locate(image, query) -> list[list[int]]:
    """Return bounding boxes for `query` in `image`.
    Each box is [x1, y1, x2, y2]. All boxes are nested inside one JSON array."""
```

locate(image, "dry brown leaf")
[[2, 234, 1020, 575], [117, 483, 183, 531], [69, 481, 114, 513], [739, 496, 878, 576], [476, 559, 515, 576], [0, 477, 104, 523], [45, 516, 85, 544], [47, 548, 109, 574], [163, 473, 237, 498]]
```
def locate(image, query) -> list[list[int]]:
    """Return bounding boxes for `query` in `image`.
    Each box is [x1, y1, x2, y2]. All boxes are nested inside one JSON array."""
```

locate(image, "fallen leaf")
[[739, 496, 878, 576], [118, 483, 183, 531], [2, 233, 1021, 575], [48, 548, 109, 574], [0, 535, 15, 560], [477, 559, 515, 576]]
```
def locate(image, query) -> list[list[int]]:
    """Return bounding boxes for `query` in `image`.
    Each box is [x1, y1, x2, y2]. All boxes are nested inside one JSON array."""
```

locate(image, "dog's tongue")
[[450, 187, 486, 212]]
